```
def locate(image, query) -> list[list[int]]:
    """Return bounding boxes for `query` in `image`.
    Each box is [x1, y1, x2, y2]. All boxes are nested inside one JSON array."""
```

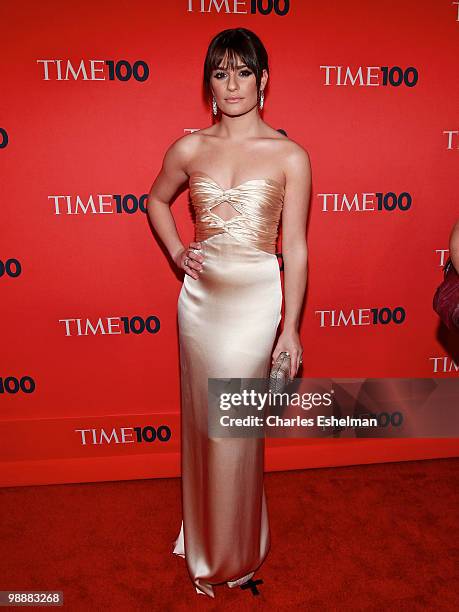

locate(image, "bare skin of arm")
[[272, 145, 312, 379], [449, 218, 459, 272], [146, 135, 204, 278]]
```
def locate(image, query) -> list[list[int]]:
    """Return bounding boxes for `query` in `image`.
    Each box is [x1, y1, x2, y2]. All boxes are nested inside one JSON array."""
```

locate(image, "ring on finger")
[[184, 257, 189, 267]]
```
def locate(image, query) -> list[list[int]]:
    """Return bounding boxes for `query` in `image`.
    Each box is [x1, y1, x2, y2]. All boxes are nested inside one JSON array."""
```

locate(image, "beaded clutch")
[[269, 351, 292, 394]]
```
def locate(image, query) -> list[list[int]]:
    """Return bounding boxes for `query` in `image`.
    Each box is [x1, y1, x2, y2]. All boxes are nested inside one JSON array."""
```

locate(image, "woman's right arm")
[[146, 135, 204, 279]]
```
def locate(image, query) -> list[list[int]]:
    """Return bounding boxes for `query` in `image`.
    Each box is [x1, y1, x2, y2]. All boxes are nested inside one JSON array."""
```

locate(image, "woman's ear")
[[261, 69, 268, 89]]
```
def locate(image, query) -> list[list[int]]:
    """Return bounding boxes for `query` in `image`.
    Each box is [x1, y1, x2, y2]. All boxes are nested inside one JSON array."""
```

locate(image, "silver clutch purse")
[[269, 351, 292, 394]]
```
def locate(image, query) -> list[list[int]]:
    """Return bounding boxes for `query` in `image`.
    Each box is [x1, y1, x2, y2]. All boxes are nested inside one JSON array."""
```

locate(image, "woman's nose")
[[227, 74, 239, 90]]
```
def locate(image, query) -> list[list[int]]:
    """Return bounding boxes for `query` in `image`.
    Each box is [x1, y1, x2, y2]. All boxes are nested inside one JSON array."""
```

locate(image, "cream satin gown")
[[172, 171, 285, 598]]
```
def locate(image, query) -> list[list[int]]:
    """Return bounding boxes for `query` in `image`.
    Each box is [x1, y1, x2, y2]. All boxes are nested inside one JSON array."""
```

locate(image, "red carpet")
[[1, 458, 458, 610]]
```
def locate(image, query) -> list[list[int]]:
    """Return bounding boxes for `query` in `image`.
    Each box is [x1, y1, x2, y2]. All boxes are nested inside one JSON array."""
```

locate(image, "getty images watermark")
[[207, 377, 459, 439]]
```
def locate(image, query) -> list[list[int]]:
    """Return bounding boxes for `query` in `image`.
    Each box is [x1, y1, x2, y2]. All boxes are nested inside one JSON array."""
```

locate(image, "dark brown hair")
[[203, 28, 269, 102]]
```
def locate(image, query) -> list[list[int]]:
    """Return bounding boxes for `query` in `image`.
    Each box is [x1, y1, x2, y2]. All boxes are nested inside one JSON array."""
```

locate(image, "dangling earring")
[[259, 90, 264, 110], [212, 95, 218, 116]]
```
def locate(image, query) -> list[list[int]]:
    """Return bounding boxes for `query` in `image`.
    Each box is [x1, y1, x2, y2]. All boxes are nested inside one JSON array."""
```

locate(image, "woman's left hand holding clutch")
[[272, 328, 303, 380]]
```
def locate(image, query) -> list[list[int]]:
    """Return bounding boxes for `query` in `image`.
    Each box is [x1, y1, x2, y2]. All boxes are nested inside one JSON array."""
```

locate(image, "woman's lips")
[[226, 98, 243, 103]]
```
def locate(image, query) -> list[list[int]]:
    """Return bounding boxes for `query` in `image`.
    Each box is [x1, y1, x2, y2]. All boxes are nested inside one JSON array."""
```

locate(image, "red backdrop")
[[1, 0, 458, 487]]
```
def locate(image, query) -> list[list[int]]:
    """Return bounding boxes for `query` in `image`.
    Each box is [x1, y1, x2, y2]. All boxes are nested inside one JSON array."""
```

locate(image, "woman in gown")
[[147, 28, 311, 598]]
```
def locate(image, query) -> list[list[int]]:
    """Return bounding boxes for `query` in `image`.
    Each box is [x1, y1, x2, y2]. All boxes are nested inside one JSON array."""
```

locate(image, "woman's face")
[[211, 54, 267, 116]]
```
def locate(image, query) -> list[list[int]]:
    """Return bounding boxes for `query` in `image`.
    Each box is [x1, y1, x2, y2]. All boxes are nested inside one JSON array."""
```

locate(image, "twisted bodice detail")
[[189, 172, 285, 255]]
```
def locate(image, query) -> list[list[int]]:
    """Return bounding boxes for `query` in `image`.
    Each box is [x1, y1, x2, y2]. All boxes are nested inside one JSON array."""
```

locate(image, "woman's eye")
[[213, 70, 253, 79]]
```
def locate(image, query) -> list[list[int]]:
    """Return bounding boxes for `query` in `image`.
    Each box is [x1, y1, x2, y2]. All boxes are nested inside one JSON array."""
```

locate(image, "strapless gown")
[[172, 171, 285, 598]]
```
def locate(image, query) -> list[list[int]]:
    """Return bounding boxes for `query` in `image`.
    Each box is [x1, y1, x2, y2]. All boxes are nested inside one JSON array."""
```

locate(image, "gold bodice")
[[189, 172, 285, 255]]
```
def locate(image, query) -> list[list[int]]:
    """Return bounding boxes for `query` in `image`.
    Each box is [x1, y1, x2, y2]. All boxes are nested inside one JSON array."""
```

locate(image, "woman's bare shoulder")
[[164, 127, 217, 163], [449, 219, 459, 272], [166, 130, 198, 156], [449, 218, 459, 245], [262, 125, 310, 164], [271, 135, 311, 181], [274, 132, 310, 159]]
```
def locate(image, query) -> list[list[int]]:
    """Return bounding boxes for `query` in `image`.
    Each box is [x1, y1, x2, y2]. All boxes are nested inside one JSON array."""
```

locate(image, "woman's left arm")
[[272, 144, 312, 379]]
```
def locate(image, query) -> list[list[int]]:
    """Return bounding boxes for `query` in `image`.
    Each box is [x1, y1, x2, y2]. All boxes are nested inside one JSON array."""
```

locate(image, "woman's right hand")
[[175, 242, 204, 280]]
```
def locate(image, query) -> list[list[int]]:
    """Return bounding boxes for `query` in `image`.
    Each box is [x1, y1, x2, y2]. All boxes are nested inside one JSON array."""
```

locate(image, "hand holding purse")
[[269, 351, 292, 394]]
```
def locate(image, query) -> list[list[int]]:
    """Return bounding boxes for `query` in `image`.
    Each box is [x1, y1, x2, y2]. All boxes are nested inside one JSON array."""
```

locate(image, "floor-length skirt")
[[172, 232, 282, 598]]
